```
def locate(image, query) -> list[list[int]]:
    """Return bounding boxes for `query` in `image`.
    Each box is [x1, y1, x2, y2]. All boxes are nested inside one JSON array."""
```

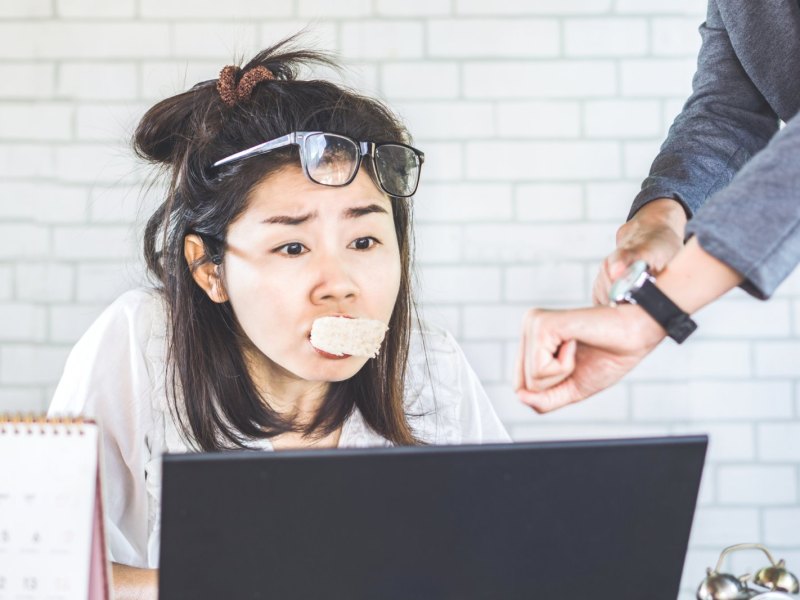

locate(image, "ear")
[[183, 234, 229, 303]]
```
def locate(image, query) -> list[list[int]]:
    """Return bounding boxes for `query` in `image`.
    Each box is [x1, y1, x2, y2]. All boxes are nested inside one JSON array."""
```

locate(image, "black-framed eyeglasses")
[[210, 131, 425, 198]]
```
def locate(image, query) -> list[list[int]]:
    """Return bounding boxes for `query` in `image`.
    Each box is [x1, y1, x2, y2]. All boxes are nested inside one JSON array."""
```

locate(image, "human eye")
[[273, 242, 309, 256], [348, 236, 380, 251]]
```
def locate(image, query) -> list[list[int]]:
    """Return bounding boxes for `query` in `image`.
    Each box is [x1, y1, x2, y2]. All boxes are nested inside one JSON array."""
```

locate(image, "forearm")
[[652, 236, 743, 315], [683, 110, 800, 300], [629, 0, 779, 221], [620, 199, 744, 314], [517, 237, 742, 411], [112, 563, 159, 600]]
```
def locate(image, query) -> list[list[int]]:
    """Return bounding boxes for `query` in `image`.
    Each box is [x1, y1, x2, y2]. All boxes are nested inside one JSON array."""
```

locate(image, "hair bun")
[[133, 84, 215, 166], [132, 33, 338, 168]]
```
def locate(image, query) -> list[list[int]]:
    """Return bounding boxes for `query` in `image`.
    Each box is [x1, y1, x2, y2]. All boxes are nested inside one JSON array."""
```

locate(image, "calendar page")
[[0, 418, 108, 600]]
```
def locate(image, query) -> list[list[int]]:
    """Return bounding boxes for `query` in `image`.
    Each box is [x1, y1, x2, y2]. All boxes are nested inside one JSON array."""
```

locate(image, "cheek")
[[372, 245, 402, 320], [222, 256, 298, 347], [388, 256, 402, 303]]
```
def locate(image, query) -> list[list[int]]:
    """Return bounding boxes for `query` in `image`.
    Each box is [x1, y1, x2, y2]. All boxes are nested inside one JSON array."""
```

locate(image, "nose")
[[310, 251, 359, 305]]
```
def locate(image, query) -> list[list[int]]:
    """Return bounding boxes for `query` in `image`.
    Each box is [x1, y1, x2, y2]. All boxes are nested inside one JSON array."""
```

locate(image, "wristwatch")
[[608, 260, 697, 344]]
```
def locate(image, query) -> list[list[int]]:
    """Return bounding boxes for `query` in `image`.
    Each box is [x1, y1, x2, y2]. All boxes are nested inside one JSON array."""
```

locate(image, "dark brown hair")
[[133, 35, 422, 451]]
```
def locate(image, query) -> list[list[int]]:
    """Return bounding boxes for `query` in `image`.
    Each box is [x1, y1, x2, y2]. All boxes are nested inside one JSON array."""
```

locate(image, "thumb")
[[607, 248, 635, 280]]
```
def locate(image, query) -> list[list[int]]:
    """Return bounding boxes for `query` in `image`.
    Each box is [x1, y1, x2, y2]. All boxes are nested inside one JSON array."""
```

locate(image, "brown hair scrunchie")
[[216, 65, 275, 108]]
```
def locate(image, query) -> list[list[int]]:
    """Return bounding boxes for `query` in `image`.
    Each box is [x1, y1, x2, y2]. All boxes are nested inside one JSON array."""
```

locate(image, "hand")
[[592, 198, 687, 305], [111, 563, 159, 600], [514, 304, 665, 413]]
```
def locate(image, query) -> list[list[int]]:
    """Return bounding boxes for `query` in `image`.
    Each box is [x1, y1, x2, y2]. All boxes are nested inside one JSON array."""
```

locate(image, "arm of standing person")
[[592, 0, 781, 304], [516, 236, 742, 412], [518, 92, 800, 410], [592, 198, 687, 305]]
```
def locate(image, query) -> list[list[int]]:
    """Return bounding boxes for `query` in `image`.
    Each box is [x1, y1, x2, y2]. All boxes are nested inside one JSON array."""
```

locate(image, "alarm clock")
[[697, 543, 799, 599]]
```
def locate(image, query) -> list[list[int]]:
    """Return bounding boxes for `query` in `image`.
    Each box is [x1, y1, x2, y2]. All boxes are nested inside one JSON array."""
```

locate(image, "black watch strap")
[[632, 278, 697, 344]]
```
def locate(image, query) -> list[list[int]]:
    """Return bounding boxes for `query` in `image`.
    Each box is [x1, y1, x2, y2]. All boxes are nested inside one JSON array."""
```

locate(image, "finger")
[[557, 339, 577, 374], [513, 324, 526, 391], [531, 339, 575, 380], [521, 311, 584, 391], [517, 308, 541, 391], [525, 338, 562, 391], [522, 339, 578, 394], [517, 378, 582, 414], [530, 339, 577, 390], [595, 247, 636, 306], [526, 372, 570, 393], [592, 263, 612, 306], [607, 248, 635, 280], [649, 259, 670, 276], [521, 310, 543, 391]]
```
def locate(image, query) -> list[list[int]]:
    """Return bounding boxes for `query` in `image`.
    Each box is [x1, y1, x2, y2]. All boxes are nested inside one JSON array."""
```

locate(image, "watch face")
[[609, 260, 649, 305]]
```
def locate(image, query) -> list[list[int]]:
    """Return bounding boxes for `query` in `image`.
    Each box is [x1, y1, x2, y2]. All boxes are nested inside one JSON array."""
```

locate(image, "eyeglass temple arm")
[[212, 132, 297, 168]]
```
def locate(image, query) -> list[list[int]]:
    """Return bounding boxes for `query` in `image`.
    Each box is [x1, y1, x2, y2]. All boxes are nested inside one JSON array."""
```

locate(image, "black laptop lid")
[[159, 435, 707, 600]]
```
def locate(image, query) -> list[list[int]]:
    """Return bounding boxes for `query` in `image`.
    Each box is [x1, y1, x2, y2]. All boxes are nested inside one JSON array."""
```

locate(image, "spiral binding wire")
[[0, 414, 89, 435]]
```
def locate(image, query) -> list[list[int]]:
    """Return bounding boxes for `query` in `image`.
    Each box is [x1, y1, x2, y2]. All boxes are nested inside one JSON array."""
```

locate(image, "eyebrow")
[[261, 204, 388, 225], [262, 212, 316, 226], [343, 203, 389, 219]]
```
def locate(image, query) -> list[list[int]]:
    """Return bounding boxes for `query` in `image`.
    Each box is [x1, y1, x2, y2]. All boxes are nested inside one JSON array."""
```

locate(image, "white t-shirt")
[[48, 288, 510, 568]]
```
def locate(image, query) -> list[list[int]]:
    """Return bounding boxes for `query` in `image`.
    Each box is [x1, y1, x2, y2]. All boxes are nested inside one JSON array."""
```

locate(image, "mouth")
[[308, 315, 354, 359], [310, 343, 352, 360], [308, 314, 386, 359]]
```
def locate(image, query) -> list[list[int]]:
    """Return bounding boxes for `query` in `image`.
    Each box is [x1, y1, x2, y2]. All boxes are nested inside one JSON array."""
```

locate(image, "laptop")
[[159, 435, 707, 600]]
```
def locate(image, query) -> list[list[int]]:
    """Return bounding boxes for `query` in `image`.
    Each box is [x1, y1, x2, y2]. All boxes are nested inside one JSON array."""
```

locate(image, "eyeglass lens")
[[375, 144, 420, 198], [303, 134, 359, 186], [303, 133, 420, 197]]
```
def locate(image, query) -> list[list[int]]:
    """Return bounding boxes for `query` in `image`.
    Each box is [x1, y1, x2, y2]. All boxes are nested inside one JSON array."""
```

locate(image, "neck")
[[267, 377, 330, 423], [242, 345, 330, 424]]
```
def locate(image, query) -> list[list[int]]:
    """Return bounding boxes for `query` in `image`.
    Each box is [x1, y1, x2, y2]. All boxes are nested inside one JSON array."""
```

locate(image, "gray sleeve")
[[685, 111, 800, 300], [628, 0, 780, 220]]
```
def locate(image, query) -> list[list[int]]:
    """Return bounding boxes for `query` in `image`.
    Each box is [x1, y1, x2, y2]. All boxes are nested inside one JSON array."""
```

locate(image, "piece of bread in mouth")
[[310, 316, 389, 358]]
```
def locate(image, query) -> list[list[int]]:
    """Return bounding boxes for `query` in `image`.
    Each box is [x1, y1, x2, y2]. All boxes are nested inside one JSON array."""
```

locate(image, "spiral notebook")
[[0, 416, 110, 600]]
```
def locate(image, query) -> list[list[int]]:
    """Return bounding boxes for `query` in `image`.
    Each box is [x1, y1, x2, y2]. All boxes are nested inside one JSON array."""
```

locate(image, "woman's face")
[[220, 165, 402, 390]]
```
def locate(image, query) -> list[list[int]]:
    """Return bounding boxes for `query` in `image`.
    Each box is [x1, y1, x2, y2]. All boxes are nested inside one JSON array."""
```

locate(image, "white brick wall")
[[2, 1, 797, 595], [564, 18, 649, 57], [464, 60, 618, 98], [428, 19, 560, 57]]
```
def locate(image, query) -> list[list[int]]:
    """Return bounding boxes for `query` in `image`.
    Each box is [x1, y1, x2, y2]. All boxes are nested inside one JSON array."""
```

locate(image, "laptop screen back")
[[159, 435, 707, 600]]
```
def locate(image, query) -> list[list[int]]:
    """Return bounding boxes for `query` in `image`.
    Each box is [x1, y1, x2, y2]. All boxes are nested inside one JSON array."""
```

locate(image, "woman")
[[48, 37, 509, 597]]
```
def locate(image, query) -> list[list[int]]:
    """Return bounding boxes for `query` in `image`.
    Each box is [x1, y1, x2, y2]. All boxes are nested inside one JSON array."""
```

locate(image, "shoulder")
[[66, 286, 165, 353], [78, 287, 167, 354], [404, 320, 509, 444], [84, 286, 169, 384], [409, 320, 460, 360], [406, 321, 463, 395], [49, 287, 168, 415], [97, 287, 165, 332]]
